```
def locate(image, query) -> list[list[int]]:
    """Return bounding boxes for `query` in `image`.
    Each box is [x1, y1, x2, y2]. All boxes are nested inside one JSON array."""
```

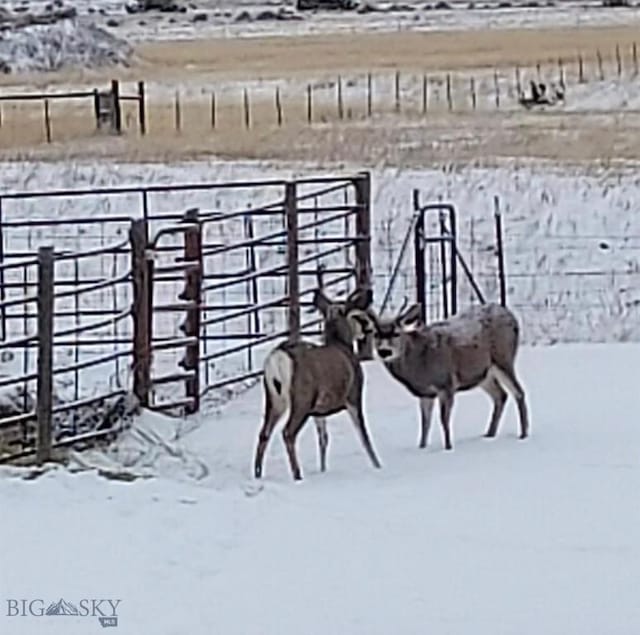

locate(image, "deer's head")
[[312, 287, 374, 347], [353, 300, 423, 362]]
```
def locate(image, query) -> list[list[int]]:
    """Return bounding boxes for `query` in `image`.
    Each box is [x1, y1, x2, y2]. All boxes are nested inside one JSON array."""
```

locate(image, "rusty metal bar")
[[131, 219, 152, 408], [180, 208, 203, 414], [36, 246, 54, 465], [286, 181, 300, 342]]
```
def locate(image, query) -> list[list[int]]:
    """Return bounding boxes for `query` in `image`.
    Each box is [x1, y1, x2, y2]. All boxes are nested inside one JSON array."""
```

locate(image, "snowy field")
[[3, 0, 640, 48], [1, 158, 639, 351], [7, 0, 640, 42], [1, 343, 639, 634]]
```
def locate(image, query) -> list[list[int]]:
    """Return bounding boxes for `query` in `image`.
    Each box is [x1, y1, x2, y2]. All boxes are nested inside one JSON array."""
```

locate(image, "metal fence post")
[[494, 196, 507, 307], [448, 205, 458, 316], [130, 219, 152, 407], [180, 209, 202, 414], [354, 171, 373, 359], [285, 182, 300, 343], [36, 246, 54, 465], [413, 190, 427, 324]]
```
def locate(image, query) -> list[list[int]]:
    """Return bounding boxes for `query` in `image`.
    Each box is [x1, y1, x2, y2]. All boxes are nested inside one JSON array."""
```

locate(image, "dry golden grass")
[[0, 76, 463, 150], [0, 25, 636, 89], [0, 24, 638, 164], [134, 26, 639, 81], [4, 110, 640, 168]]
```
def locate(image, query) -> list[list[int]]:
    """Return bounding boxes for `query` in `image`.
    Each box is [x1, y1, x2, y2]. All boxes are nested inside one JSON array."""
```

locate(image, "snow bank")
[[1, 343, 639, 634], [0, 18, 132, 73]]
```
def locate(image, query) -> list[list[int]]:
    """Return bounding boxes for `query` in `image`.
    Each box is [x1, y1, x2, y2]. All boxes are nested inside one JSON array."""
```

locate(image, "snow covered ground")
[[46, 1, 640, 42], [1, 342, 639, 634], [1, 158, 639, 352], [4, 0, 640, 44]]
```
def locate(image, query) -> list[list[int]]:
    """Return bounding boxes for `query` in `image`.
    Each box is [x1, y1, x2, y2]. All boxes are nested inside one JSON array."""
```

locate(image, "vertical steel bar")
[[413, 190, 426, 324], [36, 246, 54, 465], [285, 182, 300, 343]]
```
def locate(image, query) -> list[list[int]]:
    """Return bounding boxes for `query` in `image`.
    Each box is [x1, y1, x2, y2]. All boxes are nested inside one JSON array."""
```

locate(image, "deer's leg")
[[418, 396, 435, 448], [494, 365, 530, 439], [282, 409, 309, 481], [314, 416, 329, 472], [438, 390, 454, 451], [481, 376, 508, 438], [254, 384, 283, 478], [346, 404, 382, 469]]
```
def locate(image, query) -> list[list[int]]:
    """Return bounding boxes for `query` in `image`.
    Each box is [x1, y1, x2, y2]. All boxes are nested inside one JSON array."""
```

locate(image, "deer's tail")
[[263, 348, 293, 414]]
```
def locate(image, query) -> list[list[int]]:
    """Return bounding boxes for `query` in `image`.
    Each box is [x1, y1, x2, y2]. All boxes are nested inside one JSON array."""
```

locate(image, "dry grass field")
[[136, 25, 640, 80], [0, 24, 639, 164]]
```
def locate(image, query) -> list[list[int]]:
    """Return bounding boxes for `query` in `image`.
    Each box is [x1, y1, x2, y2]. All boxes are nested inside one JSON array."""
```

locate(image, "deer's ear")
[[346, 288, 373, 311], [398, 304, 422, 331], [347, 310, 375, 340], [312, 289, 331, 315]]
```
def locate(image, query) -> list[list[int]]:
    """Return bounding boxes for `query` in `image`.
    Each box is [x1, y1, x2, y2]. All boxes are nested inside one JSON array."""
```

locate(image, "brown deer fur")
[[254, 288, 381, 481], [359, 302, 530, 450]]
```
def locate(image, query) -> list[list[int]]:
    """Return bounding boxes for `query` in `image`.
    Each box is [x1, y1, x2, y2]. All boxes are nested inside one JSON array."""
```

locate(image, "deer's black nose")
[[378, 349, 392, 359]]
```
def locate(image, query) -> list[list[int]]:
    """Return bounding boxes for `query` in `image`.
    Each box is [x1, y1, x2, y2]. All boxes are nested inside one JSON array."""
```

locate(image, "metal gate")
[[379, 190, 507, 322], [412, 192, 507, 321], [129, 174, 372, 415]]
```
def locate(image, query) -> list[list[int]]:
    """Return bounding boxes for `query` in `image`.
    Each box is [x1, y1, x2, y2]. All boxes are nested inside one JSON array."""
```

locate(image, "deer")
[[253, 287, 382, 481], [352, 301, 530, 451]]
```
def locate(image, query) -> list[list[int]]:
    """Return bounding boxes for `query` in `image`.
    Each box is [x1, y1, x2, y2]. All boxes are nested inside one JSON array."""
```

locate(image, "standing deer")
[[254, 287, 382, 481], [354, 302, 529, 450]]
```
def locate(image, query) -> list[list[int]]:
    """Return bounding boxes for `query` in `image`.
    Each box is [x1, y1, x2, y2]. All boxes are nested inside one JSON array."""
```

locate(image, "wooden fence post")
[[469, 76, 476, 110], [111, 79, 122, 134], [275, 86, 283, 126], [597, 50, 604, 80], [633, 42, 639, 76], [446, 74, 452, 111], [174, 90, 181, 132], [367, 72, 373, 117], [578, 53, 585, 83], [137, 81, 147, 135], [353, 171, 373, 360], [285, 182, 300, 343], [243, 88, 251, 129], [422, 73, 428, 114], [211, 91, 217, 129], [130, 219, 152, 408], [395, 70, 401, 113], [36, 246, 54, 465], [181, 208, 202, 415], [494, 70, 500, 108], [306, 84, 313, 124], [337, 75, 344, 120], [515, 66, 522, 98], [93, 88, 100, 125], [616, 44, 622, 76], [43, 99, 52, 143]]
